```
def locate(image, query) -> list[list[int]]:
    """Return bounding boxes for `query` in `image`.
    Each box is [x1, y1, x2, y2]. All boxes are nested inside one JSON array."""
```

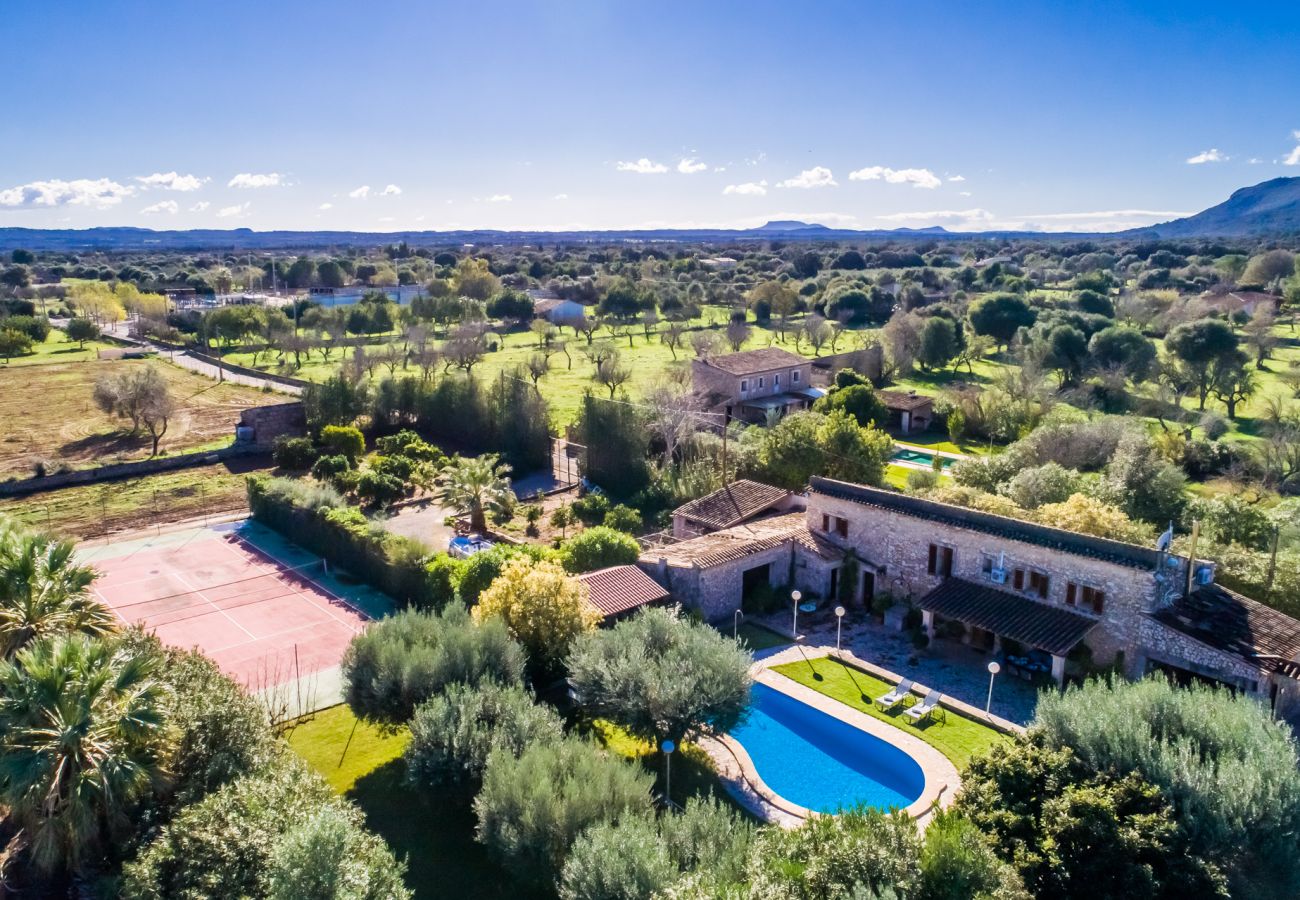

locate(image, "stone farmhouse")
[[876, 390, 934, 434], [691, 347, 820, 424], [639, 476, 1300, 714]]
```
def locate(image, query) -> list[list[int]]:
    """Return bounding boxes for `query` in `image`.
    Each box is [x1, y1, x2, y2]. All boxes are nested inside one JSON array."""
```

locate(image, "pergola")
[[917, 577, 1099, 685]]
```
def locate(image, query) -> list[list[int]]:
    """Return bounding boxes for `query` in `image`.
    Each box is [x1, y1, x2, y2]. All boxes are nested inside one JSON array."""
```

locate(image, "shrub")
[[421, 554, 464, 610], [1033, 676, 1300, 896], [602, 503, 644, 533], [567, 607, 752, 745], [559, 526, 641, 574], [265, 805, 411, 900], [341, 605, 525, 728], [122, 755, 405, 899], [271, 435, 318, 471], [745, 807, 921, 898], [355, 470, 406, 508], [473, 557, 599, 672], [310, 454, 352, 482], [999, 462, 1079, 509], [405, 681, 563, 794], [917, 810, 1028, 900], [320, 424, 365, 461], [474, 736, 654, 888], [570, 492, 611, 527], [454, 543, 554, 606]]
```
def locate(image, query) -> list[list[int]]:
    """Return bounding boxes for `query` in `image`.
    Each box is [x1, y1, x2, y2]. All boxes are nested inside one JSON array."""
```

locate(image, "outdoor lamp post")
[[834, 606, 846, 653], [791, 590, 802, 637], [661, 739, 675, 804], [985, 660, 1001, 716], [734, 608, 742, 640]]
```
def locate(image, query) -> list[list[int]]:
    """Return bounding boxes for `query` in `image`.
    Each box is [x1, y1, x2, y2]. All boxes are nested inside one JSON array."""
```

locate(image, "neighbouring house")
[[578, 564, 672, 623], [692, 347, 820, 424], [671, 479, 803, 539], [877, 390, 934, 434], [809, 345, 884, 387], [700, 257, 738, 270], [533, 297, 587, 323], [1199, 288, 1280, 316], [638, 475, 1300, 713]]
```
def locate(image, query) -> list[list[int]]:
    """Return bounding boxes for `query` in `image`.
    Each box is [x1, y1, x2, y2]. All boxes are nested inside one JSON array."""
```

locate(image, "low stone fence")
[[185, 350, 314, 389], [0, 447, 251, 498]]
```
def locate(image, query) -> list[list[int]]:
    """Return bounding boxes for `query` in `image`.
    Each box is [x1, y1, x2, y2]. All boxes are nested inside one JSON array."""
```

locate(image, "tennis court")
[[82, 520, 394, 713]]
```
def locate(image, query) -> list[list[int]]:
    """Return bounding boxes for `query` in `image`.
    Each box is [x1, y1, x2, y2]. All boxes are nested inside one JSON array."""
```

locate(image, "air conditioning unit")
[[1195, 566, 1214, 586], [990, 568, 1007, 584]]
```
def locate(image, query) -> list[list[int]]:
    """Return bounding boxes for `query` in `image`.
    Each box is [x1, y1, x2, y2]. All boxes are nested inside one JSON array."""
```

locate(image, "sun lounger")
[[905, 692, 944, 723], [875, 678, 913, 709]]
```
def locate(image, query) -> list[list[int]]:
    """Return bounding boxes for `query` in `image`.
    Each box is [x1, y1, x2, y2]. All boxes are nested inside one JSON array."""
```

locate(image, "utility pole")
[[1267, 525, 1281, 594]]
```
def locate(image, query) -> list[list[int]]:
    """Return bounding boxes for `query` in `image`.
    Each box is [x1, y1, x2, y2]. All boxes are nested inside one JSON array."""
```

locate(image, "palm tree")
[[0, 528, 110, 660], [433, 454, 514, 533], [0, 634, 169, 875]]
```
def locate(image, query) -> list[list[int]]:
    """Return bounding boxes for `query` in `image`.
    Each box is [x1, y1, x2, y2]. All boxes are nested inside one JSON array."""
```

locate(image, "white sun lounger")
[[875, 678, 914, 710], [906, 692, 944, 723]]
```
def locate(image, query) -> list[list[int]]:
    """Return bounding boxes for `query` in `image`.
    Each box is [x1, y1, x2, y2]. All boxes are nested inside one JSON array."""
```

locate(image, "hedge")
[[246, 475, 454, 609]]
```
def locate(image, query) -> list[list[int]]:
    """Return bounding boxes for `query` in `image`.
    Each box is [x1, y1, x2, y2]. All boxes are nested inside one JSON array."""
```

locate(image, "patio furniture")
[[875, 678, 914, 710], [906, 692, 944, 723]]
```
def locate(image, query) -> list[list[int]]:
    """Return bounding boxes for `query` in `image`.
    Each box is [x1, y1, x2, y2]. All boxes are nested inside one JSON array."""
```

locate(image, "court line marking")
[[221, 529, 380, 623], [168, 569, 259, 642]]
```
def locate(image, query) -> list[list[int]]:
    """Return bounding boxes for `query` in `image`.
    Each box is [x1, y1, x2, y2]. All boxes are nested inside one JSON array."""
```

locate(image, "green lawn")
[[287, 704, 543, 900], [0, 328, 116, 367], [769, 656, 1010, 769], [734, 620, 793, 652], [586, 718, 746, 814], [218, 305, 851, 426]]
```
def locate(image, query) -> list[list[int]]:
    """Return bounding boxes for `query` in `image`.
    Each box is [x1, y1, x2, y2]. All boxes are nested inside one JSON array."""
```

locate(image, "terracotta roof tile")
[[578, 565, 670, 619], [877, 389, 935, 412], [918, 577, 1099, 656], [641, 513, 842, 569], [1151, 584, 1300, 666], [701, 347, 809, 376], [672, 480, 792, 531]]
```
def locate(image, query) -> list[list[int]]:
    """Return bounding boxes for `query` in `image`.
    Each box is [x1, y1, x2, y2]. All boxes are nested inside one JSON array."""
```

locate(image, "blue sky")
[[3, 0, 1299, 233]]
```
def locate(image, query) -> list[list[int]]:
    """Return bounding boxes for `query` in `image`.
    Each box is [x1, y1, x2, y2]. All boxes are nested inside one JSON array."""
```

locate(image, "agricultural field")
[[0, 352, 279, 479], [0, 457, 267, 538]]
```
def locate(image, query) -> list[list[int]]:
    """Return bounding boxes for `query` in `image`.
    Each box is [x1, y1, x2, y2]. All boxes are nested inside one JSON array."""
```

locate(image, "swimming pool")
[[891, 447, 954, 469], [729, 682, 926, 814]]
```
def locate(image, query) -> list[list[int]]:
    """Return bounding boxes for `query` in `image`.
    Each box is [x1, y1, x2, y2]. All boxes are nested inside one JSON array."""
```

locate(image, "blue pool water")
[[730, 683, 926, 814]]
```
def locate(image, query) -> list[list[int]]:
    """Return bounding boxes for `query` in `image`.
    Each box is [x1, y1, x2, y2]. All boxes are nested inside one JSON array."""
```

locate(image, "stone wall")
[[236, 402, 307, 449], [810, 345, 884, 386], [1135, 616, 1269, 694], [0, 449, 239, 497], [641, 543, 838, 623], [807, 490, 1183, 674]]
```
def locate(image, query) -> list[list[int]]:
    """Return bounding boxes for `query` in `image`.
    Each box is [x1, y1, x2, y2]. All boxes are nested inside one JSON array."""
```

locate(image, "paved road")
[[155, 346, 302, 395]]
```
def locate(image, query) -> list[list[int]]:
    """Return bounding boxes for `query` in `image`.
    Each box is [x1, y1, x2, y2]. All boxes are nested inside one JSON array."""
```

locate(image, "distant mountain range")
[[1, 178, 1296, 251], [1129, 177, 1300, 238]]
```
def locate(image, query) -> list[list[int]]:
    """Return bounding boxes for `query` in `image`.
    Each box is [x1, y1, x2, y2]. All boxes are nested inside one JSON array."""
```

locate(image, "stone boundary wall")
[[186, 350, 314, 389], [0, 447, 246, 498]]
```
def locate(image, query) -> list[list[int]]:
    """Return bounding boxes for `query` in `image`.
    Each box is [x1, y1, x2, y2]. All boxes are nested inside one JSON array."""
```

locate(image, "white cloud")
[[723, 180, 768, 196], [487, 194, 512, 203], [553, 193, 569, 201], [616, 158, 669, 174], [875, 207, 1192, 233], [1285, 132, 1300, 166], [777, 167, 837, 189], [190, 201, 210, 212], [1016, 208, 1190, 220], [217, 203, 249, 218], [848, 166, 941, 189], [0, 178, 134, 208], [227, 172, 282, 189], [136, 171, 206, 191], [380, 184, 402, 196], [319, 202, 333, 210], [1186, 148, 1227, 165], [677, 158, 708, 174], [947, 174, 966, 182], [141, 200, 179, 215], [348, 185, 371, 199]]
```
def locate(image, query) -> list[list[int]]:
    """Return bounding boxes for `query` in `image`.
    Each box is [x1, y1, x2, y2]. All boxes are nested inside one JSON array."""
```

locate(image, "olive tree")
[[567, 606, 752, 746]]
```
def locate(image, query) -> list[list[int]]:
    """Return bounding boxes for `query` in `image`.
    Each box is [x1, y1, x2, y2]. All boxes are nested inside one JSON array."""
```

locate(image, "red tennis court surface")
[[89, 523, 377, 696]]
